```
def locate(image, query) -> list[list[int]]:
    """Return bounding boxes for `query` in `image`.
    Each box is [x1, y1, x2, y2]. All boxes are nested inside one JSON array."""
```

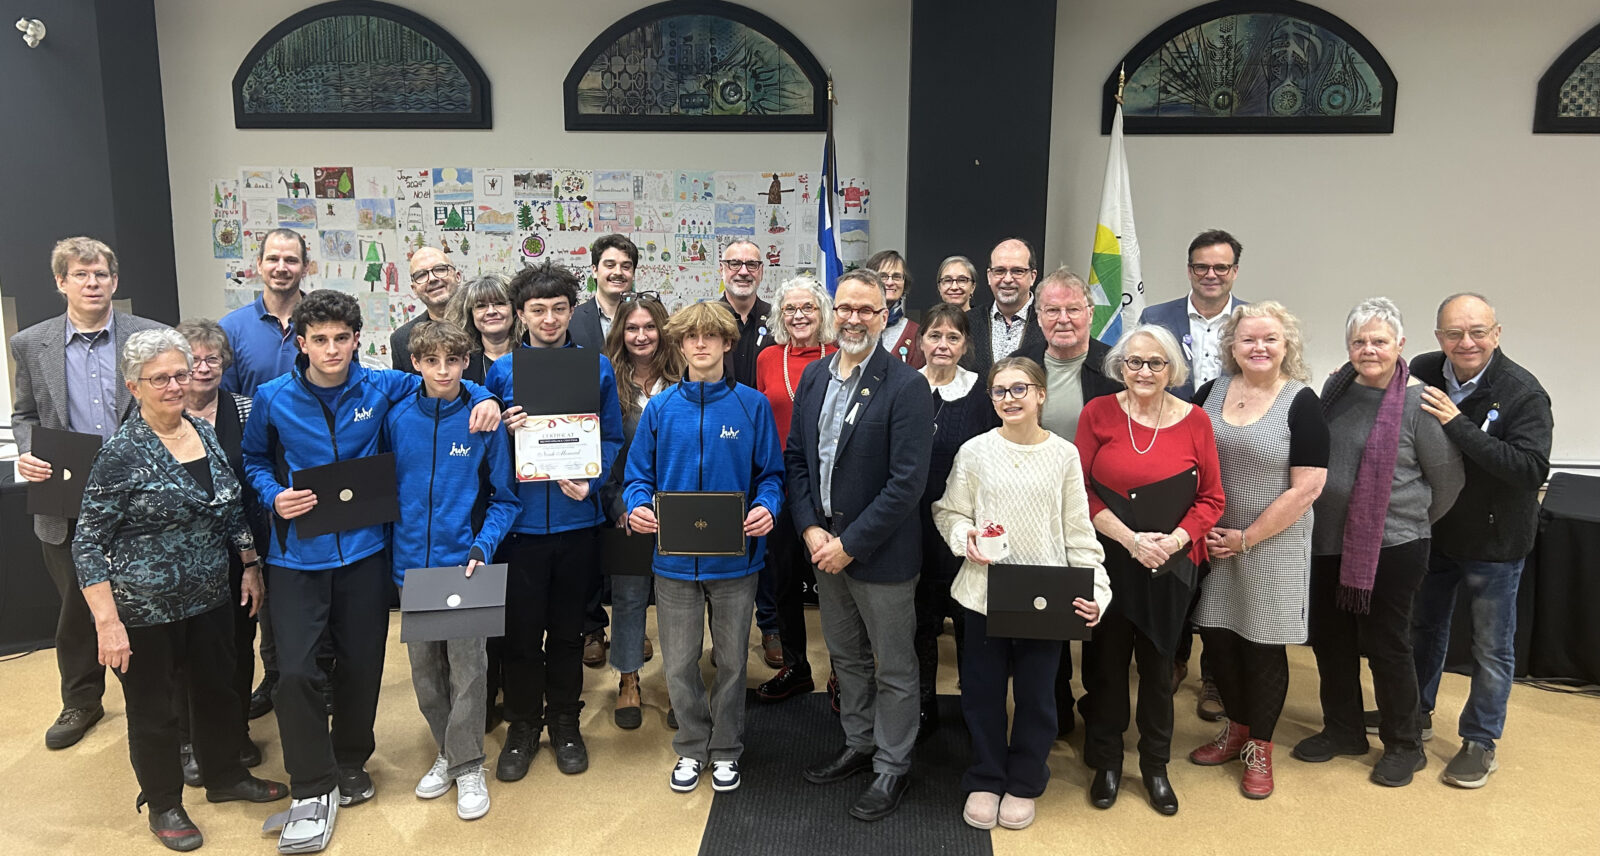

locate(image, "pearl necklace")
[[1126, 392, 1166, 455]]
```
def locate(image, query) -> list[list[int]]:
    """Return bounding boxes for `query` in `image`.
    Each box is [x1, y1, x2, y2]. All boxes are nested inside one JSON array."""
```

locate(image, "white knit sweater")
[[932, 429, 1111, 616]]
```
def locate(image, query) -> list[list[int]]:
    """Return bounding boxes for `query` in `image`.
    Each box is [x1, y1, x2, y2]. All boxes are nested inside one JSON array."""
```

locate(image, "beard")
[[838, 324, 875, 356]]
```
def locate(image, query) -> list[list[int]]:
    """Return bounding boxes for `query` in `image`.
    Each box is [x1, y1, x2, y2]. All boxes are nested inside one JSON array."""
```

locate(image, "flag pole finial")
[[1116, 64, 1126, 105], [827, 75, 835, 106]]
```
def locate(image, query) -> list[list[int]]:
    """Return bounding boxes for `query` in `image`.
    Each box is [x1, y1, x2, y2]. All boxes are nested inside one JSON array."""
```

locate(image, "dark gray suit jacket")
[[569, 299, 609, 353], [10, 309, 169, 544]]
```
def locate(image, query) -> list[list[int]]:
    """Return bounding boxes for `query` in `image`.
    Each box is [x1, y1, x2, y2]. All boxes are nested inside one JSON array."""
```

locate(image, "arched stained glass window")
[[1534, 20, 1600, 133]]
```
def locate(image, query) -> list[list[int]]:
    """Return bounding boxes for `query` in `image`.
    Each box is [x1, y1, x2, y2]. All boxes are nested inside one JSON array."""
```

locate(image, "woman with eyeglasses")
[[753, 277, 839, 704], [444, 273, 521, 383], [600, 293, 683, 729], [1074, 324, 1224, 816], [933, 356, 1110, 830], [73, 329, 288, 850], [936, 256, 978, 311], [867, 250, 925, 368]]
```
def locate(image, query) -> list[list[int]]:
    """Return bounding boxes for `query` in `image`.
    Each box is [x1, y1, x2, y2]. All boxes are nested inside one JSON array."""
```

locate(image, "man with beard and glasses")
[[718, 240, 773, 388], [787, 269, 934, 822], [962, 238, 1045, 380], [392, 245, 464, 371]]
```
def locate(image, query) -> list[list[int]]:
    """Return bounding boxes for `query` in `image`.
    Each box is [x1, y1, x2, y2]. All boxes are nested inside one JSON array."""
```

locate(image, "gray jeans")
[[655, 573, 759, 764], [814, 571, 920, 775], [407, 636, 488, 777]]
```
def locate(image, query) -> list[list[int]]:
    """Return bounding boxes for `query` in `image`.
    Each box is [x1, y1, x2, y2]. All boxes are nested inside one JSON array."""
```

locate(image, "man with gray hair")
[[718, 239, 773, 388], [11, 236, 167, 749]]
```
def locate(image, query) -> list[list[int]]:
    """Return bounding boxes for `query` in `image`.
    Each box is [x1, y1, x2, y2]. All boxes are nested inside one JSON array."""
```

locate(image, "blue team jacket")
[[384, 389, 521, 586], [484, 341, 624, 535], [242, 357, 496, 571], [623, 374, 786, 581]]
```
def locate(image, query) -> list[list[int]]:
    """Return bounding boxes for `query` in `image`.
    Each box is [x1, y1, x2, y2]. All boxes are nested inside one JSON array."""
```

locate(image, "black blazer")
[[785, 346, 934, 583], [960, 301, 1047, 380]]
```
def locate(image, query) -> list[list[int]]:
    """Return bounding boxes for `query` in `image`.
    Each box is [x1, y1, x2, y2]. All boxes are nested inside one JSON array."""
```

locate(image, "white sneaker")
[[415, 754, 450, 799], [455, 766, 490, 820], [711, 760, 741, 792], [670, 757, 702, 792]]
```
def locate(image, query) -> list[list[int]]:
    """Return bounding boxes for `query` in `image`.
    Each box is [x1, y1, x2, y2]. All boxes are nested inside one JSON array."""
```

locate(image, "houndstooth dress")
[[1193, 376, 1318, 645]]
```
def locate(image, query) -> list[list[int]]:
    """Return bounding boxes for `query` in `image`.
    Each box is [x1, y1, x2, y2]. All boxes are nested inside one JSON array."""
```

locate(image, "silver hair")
[[121, 328, 193, 380], [769, 276, 837, 345], [1345, 296, 1405, 344], [1434, 292, 1495, 327], [937, 255, 978, 283], [1104, 323, 1189, 390], [1036, 266, 1093, 306]]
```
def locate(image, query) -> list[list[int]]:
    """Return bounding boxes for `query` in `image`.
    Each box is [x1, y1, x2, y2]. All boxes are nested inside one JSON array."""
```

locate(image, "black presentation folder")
[[290, 453, 400, 539], [27, 428, 104, 518], [986, 564, 1096, 641], [400, 563, 508, 642], [601, 527, 656, 576], [1092, 468, 1198, 578], [513, 348, 600, 415], [655, 491, 747, 557]]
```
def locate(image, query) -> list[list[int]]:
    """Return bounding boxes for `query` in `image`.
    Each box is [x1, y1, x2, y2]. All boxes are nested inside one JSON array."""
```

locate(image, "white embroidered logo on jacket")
[[720, 425, 740, 440], [352, 406, 374, 422], [450, 442, 471, 457]]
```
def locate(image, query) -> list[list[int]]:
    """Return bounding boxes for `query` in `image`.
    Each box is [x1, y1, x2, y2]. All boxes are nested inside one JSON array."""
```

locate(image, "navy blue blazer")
[[1138, 294, 1246, 401], [569, 299, 608, 353], [785, 346, 934, 583]]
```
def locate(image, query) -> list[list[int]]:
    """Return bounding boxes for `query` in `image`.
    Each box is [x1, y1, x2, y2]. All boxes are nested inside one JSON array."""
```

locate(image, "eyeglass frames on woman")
[[988, 382, 1042, 401], [1122, 357, 1170, 372], [139, 371, 194, 389]]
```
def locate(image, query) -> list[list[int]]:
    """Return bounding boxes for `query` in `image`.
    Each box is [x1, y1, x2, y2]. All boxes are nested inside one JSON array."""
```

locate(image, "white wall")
[[156, 0, 910, 314], [1047, 0, 1599, 461]]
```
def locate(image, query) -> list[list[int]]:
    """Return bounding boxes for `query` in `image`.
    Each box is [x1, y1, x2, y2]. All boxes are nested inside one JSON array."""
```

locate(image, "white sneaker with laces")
[[455, 766, 491, 820], [711, 760, 741, 792], [670, 757, 702, 792], [415, 754, 450, 799]]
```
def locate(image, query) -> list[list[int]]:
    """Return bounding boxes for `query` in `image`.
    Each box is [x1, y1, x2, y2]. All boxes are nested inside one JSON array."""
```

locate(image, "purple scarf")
[[1322, 357, 1409, 614]]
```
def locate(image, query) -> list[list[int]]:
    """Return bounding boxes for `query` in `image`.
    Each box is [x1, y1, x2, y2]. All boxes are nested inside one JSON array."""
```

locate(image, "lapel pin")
[[860, 388, 871, 396]]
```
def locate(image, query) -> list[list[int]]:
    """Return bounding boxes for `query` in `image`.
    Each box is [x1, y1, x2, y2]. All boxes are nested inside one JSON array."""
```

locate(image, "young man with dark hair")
[[484, 261, 624, 783], [624, 300, 786, 793], [243, 290, 501, 853], [387, 320, 521, 821]]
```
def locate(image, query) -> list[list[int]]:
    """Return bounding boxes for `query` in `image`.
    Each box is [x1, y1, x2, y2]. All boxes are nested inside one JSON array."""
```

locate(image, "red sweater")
[[1074, 393, 1225, 565], [755, 342, 838, 448]]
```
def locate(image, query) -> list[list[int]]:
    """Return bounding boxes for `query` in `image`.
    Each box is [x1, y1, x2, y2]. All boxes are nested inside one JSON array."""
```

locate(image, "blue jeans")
[[608, 574, 653, 673], [1410, 552, 1523, 750]]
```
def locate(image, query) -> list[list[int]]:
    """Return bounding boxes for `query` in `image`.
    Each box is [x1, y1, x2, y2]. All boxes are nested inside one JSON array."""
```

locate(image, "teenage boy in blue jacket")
[[242, 290, 500, 852], [624, 300, 786, 794], [485, 261, 624, 782], [386, 321, 520, 822]]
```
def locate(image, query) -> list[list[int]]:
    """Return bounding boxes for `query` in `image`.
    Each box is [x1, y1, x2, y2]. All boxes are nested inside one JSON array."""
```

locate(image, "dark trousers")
[[1308, 540, 1429, 750], [118, 605, 248, 813], [768, 512, 813, 674], [40, 532, 106, 709], [177, 557, 257, 756], [266, 552, 391, 798], [501, 529, 593, 726], [581, 560, 609, 636], [959, 609, 1059, 797], [1082, 603, 1174, 773], [913, 523, 963, 704], [1200, 627, 1289, 741]]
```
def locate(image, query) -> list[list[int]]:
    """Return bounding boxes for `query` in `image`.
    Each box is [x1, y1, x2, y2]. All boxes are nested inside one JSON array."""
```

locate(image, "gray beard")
[[839, 332, 874, 356]]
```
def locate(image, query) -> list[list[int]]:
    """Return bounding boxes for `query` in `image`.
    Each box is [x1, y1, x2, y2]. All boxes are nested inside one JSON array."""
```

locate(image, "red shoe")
[[1240, 738, 1274, 799], [1189, 720, 1249, 766]]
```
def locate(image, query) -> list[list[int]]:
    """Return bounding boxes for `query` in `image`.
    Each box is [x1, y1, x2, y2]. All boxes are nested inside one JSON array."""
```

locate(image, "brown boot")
[[1240, 738, 1274, 799], [1189, 720, 1249, 766], [1196, 677, 1226, 721], [583, 631, 609, 668], [614, 671, 642, 730], [643, 636, 654, 662]]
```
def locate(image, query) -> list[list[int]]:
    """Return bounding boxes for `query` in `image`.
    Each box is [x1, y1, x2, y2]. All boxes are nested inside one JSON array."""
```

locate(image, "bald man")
[[392, 247, 463, 371], [960, 238, 1045, 379]]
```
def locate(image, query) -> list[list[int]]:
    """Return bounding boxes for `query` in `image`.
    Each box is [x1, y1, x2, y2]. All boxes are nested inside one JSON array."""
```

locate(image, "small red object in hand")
[[980, 522, 1006, 538]]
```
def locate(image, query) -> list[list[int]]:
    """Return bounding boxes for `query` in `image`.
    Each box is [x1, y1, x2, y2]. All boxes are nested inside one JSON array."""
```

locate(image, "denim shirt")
[[64, 314, 119, 438]]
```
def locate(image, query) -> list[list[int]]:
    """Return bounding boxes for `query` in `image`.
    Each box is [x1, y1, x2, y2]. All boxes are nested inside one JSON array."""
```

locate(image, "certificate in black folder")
[[513, 347, 600, 416], [1092, 468, 1198, 579], [600, 527, 655, 576], [290, 453, 400, 539], [26, 428, 104, 518], [655, 491, 746, 557], [400, 564, 508, 642], [986, 564, 1096, 641]]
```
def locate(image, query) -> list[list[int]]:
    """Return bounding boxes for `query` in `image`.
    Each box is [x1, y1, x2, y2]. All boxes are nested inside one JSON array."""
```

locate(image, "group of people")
[[10, 226, 1552, 852]]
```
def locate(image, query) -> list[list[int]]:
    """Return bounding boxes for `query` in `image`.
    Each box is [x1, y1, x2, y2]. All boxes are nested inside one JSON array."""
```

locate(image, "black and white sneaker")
[[670, 757, 702, 792], [338, 767, 375, 806], [711, 760, 741, 792]]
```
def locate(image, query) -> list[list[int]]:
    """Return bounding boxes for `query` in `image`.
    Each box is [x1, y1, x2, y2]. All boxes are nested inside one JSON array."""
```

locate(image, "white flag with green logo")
[[1089, 104, 1143, 343]]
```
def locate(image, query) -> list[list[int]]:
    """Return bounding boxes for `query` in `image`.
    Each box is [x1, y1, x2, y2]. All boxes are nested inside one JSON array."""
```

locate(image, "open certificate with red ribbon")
[[516, 413, 603, 482]]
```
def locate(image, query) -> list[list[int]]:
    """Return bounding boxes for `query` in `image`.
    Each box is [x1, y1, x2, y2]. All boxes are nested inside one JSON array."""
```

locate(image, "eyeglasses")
[[780, 305, 818, 317], [410, 263, 455, 283], [140, 371, 193, 389], [66, 270, 113, 284], [1435, 326, 1497, 343], [721, 259, 764, 271], [620, 290, 663, 305], [1122, 357, 1170, 372], [1039, 305, 1088, 320], [1188, 263, 1236, 276], [937, 276, 973, 287], [987, 266, 1033, 280], [192, 356, 224, 369], [988, 382, 1042, 401], [835, 305, 886, 321], [877, 272, 905, 283]]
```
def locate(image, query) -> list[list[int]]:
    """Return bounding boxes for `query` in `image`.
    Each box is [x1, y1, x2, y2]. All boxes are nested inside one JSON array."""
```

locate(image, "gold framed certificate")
[[516, 413, 603, 482]]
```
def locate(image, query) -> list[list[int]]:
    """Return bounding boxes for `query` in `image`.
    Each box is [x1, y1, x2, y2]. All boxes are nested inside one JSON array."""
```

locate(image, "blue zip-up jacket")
[[384, 389, 522, 587], [242, 356, 496, 571], [485, 341, 625, 535], [623, 373, 786, 581]]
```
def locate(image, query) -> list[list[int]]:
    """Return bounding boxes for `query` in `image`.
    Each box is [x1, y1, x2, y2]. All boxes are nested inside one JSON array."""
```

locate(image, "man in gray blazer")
[[11, 236, 167, 749]]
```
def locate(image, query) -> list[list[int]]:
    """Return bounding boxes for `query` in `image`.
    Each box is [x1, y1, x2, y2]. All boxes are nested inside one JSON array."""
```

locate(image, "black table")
[[1, 477, 61, 656]]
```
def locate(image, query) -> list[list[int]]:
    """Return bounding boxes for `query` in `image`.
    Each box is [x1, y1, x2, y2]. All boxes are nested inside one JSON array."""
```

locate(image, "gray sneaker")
[[1441, 742, 1498, 788]]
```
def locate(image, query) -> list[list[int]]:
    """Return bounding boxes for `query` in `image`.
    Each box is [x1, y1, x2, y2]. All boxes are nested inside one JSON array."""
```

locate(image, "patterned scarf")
[[885, 298, 905, 328], [1322, 357, 1409, 614]]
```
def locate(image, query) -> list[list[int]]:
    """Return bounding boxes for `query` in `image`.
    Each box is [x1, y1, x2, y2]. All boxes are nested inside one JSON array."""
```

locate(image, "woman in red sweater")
[[753, 277, 839, 704], [1074, 324, 1225, 817]]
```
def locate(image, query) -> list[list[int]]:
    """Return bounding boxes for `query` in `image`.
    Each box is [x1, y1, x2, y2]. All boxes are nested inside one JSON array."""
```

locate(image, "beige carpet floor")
[[1, 606, 1595, 855]]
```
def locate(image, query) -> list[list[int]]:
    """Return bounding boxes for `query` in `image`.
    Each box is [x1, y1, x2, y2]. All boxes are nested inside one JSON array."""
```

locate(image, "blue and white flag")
[[818, 131, 844, 294]]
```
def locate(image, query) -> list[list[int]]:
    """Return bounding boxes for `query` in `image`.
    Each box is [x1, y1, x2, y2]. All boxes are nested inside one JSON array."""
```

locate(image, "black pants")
[[959, 609, 1059, 797], [118, 604, 248, 813], [581, 559, 609, 637], [177, 556, 257, 759], [769, 512, 813, 675], [41, 531, 106, 709], [501, 529, 593, 726], [1082, 602, 1174, 773], [1200, 627, 1289, 741], [266, 552, 391, 798], [1308, 540, 1429, 750], [913, 514, 962, 703]]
